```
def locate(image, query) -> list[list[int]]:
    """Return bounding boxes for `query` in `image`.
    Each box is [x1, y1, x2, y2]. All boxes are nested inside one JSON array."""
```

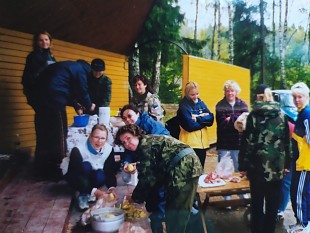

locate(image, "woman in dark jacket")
[[21, 31, 57, 179], [22, 31, 56, 108], [215, 80, 248, 171]]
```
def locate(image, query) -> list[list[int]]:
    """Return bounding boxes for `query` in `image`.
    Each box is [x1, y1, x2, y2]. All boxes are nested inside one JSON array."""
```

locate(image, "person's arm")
[[177, 104, 206, 132], [238, 113, 254, 172], [103, 149, 117, 188], [131, 147, 158, 204], [195, 102, 214, 127], [147, 94, 165, 121], [101, 76, 112, 107]]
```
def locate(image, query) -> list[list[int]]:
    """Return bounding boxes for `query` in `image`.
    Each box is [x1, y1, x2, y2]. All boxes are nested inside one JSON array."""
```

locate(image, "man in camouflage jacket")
[[239, 84, 291, 233], [115, 125, 202, 233]]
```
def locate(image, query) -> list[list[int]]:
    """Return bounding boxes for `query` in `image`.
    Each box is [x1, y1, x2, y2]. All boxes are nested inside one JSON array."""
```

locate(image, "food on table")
[[229, 176, 242, 183], [101, 213, 115, 219], [203, 171, 222, 184], [122, 203, 147, 220]]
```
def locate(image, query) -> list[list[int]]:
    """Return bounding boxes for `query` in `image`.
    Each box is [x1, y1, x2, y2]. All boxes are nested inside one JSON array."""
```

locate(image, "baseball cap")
[[91, 58, 105, 71], [255, 84, 268, 95]]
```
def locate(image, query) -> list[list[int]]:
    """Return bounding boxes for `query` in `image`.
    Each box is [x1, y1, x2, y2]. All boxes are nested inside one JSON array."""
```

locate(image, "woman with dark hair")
[[131, 75, 165, 122], [115, 124, 202, 233], [120, 104, 170, 135]]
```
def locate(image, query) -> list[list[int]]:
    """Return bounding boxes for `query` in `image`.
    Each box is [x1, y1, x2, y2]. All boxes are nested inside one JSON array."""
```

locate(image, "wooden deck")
[[0, 160, 72, 233]]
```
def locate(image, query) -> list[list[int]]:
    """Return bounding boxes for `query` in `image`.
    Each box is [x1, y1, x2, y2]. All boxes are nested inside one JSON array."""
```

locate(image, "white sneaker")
[[287, 223, 309, 233], [87, 194, 96, 203], [78, 195, 89, 210]]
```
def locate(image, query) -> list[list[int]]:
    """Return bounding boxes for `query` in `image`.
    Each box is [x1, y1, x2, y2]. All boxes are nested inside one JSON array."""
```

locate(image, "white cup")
[[98, 107, 110, 126]]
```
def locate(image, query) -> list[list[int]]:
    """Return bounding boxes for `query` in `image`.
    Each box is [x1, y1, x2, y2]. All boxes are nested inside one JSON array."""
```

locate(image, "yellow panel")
[[183, 55, 250, 145]]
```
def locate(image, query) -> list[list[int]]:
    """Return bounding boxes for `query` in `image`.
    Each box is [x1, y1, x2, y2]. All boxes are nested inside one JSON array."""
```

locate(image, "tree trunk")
[[211, 1, 218, 60], [259, 0, 266, 84], [152, 51, 162, 94], [279, 0, 284, 88], [280, 0, 288, 89], [228, 2, 234, 64], [194, 0, 199, 40], [129, 43, 140, 99], [272, 0, 276, 57], [308, 4, 310, 64], [217, 0, 221, 60]]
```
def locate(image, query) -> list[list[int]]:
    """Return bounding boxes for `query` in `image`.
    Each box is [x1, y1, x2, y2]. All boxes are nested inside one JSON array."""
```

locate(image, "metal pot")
[[90, 207, 124, 233]]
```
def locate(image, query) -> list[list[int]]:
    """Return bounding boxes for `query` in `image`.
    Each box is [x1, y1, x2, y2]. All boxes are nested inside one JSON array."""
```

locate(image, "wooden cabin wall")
[[0, 27, 129, 156]]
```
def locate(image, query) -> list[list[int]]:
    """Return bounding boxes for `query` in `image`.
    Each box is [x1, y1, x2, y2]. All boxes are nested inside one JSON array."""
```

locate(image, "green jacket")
[[239, 101, 291, 182], [132, 135, 202, 203], [88, 74, 111, 114]]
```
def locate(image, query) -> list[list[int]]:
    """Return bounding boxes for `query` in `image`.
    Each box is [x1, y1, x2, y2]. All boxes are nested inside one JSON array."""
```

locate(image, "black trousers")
[[34, 107, 67, 177], [249, 179, 282, 233]]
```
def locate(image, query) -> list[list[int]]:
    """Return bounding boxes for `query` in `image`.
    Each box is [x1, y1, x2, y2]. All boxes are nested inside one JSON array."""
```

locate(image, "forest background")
[[128, 0, 310, 104]]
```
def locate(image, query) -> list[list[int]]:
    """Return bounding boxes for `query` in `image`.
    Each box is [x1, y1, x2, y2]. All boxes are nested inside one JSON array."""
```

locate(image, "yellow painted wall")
[[182, 55, 250, 145], [0, 27, 129, 155]]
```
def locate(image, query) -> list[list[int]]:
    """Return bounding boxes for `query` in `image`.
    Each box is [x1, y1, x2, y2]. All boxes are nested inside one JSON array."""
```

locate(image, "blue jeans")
[[218, 149, 240, 172], [278, 169, 292, 212]]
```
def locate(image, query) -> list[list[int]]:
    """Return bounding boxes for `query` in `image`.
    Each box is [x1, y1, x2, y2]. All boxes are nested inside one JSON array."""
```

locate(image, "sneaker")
[[87, 194, 96, 203], [78, 195, 89, 210], [276, 212, 284, 221], [191, 206, 199, 215], [287, 223, 308, 233]]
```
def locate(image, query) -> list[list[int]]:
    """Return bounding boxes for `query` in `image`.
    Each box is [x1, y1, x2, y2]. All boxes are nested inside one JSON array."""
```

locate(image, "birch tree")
[[217, 0, 221, 60], [280, 0, 288, 88], [259, 0, 266, 84], [228, 1, 234, 64], [211, 0, 218, 60], [194, 0, 199, 40]]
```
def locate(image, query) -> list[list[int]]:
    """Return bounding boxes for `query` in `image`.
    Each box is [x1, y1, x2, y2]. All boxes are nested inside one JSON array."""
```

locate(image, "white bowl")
[[90, 207, 124, 233]]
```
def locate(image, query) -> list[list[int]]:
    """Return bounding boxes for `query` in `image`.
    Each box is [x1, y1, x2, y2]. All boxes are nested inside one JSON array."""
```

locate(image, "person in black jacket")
[[22, 30, 56, 109], [34, 60, 95, 180]]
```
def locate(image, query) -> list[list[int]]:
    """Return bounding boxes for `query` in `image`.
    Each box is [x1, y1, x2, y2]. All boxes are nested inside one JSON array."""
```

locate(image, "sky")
[[178, 0, 309, 31]]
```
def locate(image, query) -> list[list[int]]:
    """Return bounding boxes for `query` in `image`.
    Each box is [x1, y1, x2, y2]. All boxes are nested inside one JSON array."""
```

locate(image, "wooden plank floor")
[[0, 161, 72, 233]]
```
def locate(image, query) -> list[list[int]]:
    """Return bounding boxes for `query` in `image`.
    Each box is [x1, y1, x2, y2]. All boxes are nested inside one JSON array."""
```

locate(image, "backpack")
[[165, 116, 180, 139]]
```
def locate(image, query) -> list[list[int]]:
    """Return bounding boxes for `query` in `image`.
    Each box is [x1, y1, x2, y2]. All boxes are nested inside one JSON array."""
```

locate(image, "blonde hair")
[[223, 80, 241, 95], [257, 88, 274, 102], [291, 82, 310, 98], [184, 81, 199, 96]]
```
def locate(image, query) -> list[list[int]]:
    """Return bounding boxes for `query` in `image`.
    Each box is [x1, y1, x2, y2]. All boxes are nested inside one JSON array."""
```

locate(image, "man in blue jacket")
[[34, 60, 95, 181]]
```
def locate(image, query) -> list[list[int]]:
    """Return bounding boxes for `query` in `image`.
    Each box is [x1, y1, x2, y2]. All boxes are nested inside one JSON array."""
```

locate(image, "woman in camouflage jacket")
[[115, 124, 202, 233]]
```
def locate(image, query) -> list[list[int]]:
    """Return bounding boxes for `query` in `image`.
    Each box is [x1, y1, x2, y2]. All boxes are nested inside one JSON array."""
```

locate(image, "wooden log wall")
[[0, 27, 129, 156]]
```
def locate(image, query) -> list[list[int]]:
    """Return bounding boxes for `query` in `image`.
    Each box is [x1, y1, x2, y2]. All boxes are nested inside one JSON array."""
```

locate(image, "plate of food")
[[198, 172, 226, 188]]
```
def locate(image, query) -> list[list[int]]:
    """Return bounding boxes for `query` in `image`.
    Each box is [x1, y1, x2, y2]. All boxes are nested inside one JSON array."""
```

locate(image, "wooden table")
[[196, 174, 251, 233]]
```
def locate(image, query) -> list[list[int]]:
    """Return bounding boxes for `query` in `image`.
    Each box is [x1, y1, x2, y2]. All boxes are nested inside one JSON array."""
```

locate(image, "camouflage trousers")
[[165, 177, 198, 233]]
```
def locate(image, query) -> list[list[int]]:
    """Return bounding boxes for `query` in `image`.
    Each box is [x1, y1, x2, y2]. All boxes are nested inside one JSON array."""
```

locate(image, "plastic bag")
[[215, 154, 234, 179]]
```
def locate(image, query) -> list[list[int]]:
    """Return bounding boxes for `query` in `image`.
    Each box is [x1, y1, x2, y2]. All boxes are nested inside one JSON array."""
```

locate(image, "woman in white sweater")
[[65, 124, 118, 210]]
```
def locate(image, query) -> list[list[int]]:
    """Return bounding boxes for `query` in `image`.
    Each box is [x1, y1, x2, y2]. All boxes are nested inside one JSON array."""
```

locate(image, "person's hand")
[[124, 163, 137, 174], [90, 103, 96, 112], [94, 189, 105, 199], [106, 187, 118, 202], [284, 168, 290, 174], [76, 108, 83, 115], [239, 171, 247, 178]]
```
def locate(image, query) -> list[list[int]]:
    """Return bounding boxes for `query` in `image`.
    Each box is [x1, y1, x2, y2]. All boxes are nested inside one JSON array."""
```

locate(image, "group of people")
[[21, 31, 310, 233], [22, 31, 112, 180]]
